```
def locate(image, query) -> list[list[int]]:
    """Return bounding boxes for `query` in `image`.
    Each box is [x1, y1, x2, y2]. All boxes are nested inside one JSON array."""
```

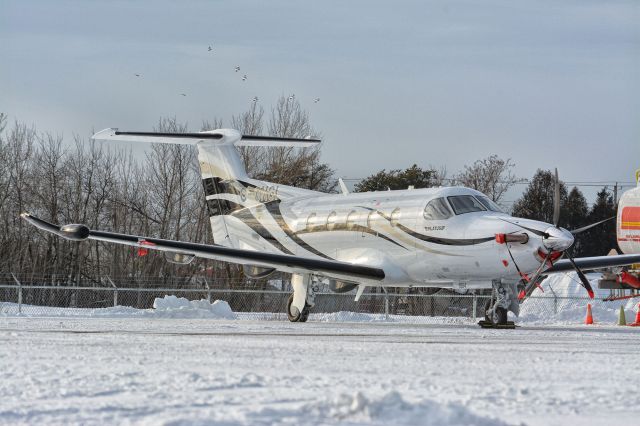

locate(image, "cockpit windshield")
[[447, 195, 487, 215], [475, 195, 504, 213], [423, 197, 453, 220]]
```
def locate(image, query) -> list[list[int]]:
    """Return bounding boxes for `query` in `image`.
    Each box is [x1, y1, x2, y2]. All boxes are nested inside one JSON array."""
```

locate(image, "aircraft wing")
[[545, 254, 640, 274], [20, 213, 385, 283]]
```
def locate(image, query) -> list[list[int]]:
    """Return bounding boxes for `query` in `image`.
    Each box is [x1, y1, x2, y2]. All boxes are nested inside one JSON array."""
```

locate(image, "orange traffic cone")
[[585, 303, 594, 325], [629, 303, 640, 327]]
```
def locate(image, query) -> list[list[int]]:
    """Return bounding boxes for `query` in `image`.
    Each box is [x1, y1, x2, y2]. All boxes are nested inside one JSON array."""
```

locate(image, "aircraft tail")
[[92, 128, 321, 248]]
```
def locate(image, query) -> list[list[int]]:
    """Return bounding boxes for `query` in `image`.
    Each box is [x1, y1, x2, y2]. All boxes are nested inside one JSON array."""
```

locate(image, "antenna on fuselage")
[[338, 178, 350, 196]]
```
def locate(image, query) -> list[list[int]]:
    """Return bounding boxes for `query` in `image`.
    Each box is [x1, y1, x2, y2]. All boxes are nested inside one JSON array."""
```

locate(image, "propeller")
[[570, 216, 615, 235], [506, 168, 606, 299], [566, 254, 595, 299]]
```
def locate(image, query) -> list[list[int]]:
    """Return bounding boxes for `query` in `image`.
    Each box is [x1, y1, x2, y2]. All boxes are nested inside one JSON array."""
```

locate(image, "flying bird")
[[134, 74, 141, 77], [252, 96, 259, 103], [242, 74, 247, 81], [180, 93, 187, 97], [314, 98, 320, 103], [208, 45, 213, 51], [235, 66, 240, 72]]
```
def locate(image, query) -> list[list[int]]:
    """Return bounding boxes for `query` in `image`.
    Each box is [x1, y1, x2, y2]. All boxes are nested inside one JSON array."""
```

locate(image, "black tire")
[[287, 294, 301, 322], [484, 299, 492, 322], [299, 305, 310, 322], [492, 307, 508, 325]]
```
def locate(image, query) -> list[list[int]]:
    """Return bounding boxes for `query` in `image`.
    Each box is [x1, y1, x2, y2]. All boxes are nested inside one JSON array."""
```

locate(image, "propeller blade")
[[570, 216, 615, 235], [566, 254, 595, 299], [553, 168, 560, 227], [499, 218, 549, 238], [522, 251, 552, 298]]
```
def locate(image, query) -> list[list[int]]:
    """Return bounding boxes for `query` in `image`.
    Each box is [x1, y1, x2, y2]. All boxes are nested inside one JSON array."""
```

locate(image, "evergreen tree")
[[580, 187, 618, 256], [563, 187, 589, 256], [354, 164, 437, 192], [511, 169, 568, 224]]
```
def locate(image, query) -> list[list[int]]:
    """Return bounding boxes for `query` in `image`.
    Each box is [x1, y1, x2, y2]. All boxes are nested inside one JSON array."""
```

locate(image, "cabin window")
[[346, 210, 359, 230], [327, 211, 338, 231], [306, 213, 317, 231], [390, 208, 401, 226], [367, 210, 378, 228], [447, 195, 487, 215], [423, 197, 453, 220], [475, 196, 503, 213]]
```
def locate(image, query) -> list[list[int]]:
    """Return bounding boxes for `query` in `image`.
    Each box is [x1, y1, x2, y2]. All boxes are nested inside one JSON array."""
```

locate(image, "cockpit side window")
[[475, 195, 504, 213], [447, 195, 487, 215], [423, 197, 453, 220]]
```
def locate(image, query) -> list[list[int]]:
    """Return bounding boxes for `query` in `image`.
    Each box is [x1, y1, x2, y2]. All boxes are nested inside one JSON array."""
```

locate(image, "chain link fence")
[[0, 272, 620, 323]]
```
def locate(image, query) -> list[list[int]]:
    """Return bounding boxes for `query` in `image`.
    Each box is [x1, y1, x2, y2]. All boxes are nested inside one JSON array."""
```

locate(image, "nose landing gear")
[[478, 280, 518, 329]]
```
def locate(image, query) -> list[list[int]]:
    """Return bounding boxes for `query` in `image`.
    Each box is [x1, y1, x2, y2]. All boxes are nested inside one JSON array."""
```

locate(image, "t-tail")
[[92, 128, 321, 250]]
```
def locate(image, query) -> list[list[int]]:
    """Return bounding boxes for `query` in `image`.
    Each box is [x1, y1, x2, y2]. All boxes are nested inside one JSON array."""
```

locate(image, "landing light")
[[495, 233, 529, 244]]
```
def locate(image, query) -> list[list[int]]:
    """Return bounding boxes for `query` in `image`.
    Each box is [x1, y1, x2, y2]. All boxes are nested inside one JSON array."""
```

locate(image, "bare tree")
[[231, 102, 266, 176], [201, 118, 224, 132], [0, 99, 334, 287], [262, 96, 334, 191], [454, 155, 519, 202]]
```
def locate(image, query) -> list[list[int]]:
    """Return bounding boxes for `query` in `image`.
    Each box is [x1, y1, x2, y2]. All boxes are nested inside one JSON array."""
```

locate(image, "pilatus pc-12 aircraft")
[[21, 129, 640, 327]]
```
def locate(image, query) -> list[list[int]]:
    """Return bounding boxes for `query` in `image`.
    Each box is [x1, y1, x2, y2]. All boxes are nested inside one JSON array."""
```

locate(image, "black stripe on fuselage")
[[230, 207, 294, 255], [202, 178, 244, 216], [203, 194, 293, 255], [396, 223, 494, 246], [262, 201, 334, 259]]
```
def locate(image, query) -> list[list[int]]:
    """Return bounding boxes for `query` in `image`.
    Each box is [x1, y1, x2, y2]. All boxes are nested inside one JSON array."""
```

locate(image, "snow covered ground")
[[1, 274, 640, 425]]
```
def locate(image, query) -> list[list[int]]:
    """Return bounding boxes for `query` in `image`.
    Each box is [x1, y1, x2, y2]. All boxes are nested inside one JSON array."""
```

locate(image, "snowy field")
[[2, 317, 640, 425], [1, 273, 640, 426]]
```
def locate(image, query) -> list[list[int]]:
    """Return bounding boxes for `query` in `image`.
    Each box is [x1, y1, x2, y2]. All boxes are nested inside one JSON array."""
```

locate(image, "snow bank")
[[0, 296, 236, 319], [152, 295, 236, 319], [518, 272, 640, 325], [253, 391, 514, 426]]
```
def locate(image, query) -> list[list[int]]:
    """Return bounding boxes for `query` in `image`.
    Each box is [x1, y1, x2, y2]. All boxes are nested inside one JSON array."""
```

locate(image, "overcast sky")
[[1, 0, 639, 202]]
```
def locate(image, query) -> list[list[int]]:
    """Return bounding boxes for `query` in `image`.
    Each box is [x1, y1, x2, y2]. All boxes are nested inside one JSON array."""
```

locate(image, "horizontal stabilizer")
[[92, 128, 321, 147]]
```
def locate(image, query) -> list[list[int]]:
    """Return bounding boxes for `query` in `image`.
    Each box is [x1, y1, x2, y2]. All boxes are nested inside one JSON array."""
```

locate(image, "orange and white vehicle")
[[601, 170, 640, 296]]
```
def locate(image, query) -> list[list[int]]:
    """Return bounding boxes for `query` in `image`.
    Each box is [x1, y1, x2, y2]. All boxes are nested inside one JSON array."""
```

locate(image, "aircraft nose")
[[542, 226, 574, 251]]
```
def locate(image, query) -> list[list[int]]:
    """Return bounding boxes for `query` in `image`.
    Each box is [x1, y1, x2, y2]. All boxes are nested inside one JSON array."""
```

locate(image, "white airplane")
[[21, 129, 640, 326]]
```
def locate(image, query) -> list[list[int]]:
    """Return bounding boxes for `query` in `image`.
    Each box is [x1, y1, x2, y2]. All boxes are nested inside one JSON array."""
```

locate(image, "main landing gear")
[[287, 273, 317, 322], [478, 280, 518, 329]]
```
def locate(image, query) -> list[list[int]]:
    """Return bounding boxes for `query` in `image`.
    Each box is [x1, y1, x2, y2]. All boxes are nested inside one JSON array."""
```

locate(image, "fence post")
[[381, 287, 389, 320], [11, 273, 22, 315], [548, 285, 558, 315], [472, 293, 477, 322], [106, 276, 118, 307], [203, 278, 211, 303]]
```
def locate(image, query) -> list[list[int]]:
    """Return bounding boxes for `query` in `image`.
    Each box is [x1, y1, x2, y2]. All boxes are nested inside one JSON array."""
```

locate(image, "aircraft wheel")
[[287, 294, 301, 322], [484, 299, 492, 322], [492, 306, 508, 325], [299, 305, 310, 322]]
